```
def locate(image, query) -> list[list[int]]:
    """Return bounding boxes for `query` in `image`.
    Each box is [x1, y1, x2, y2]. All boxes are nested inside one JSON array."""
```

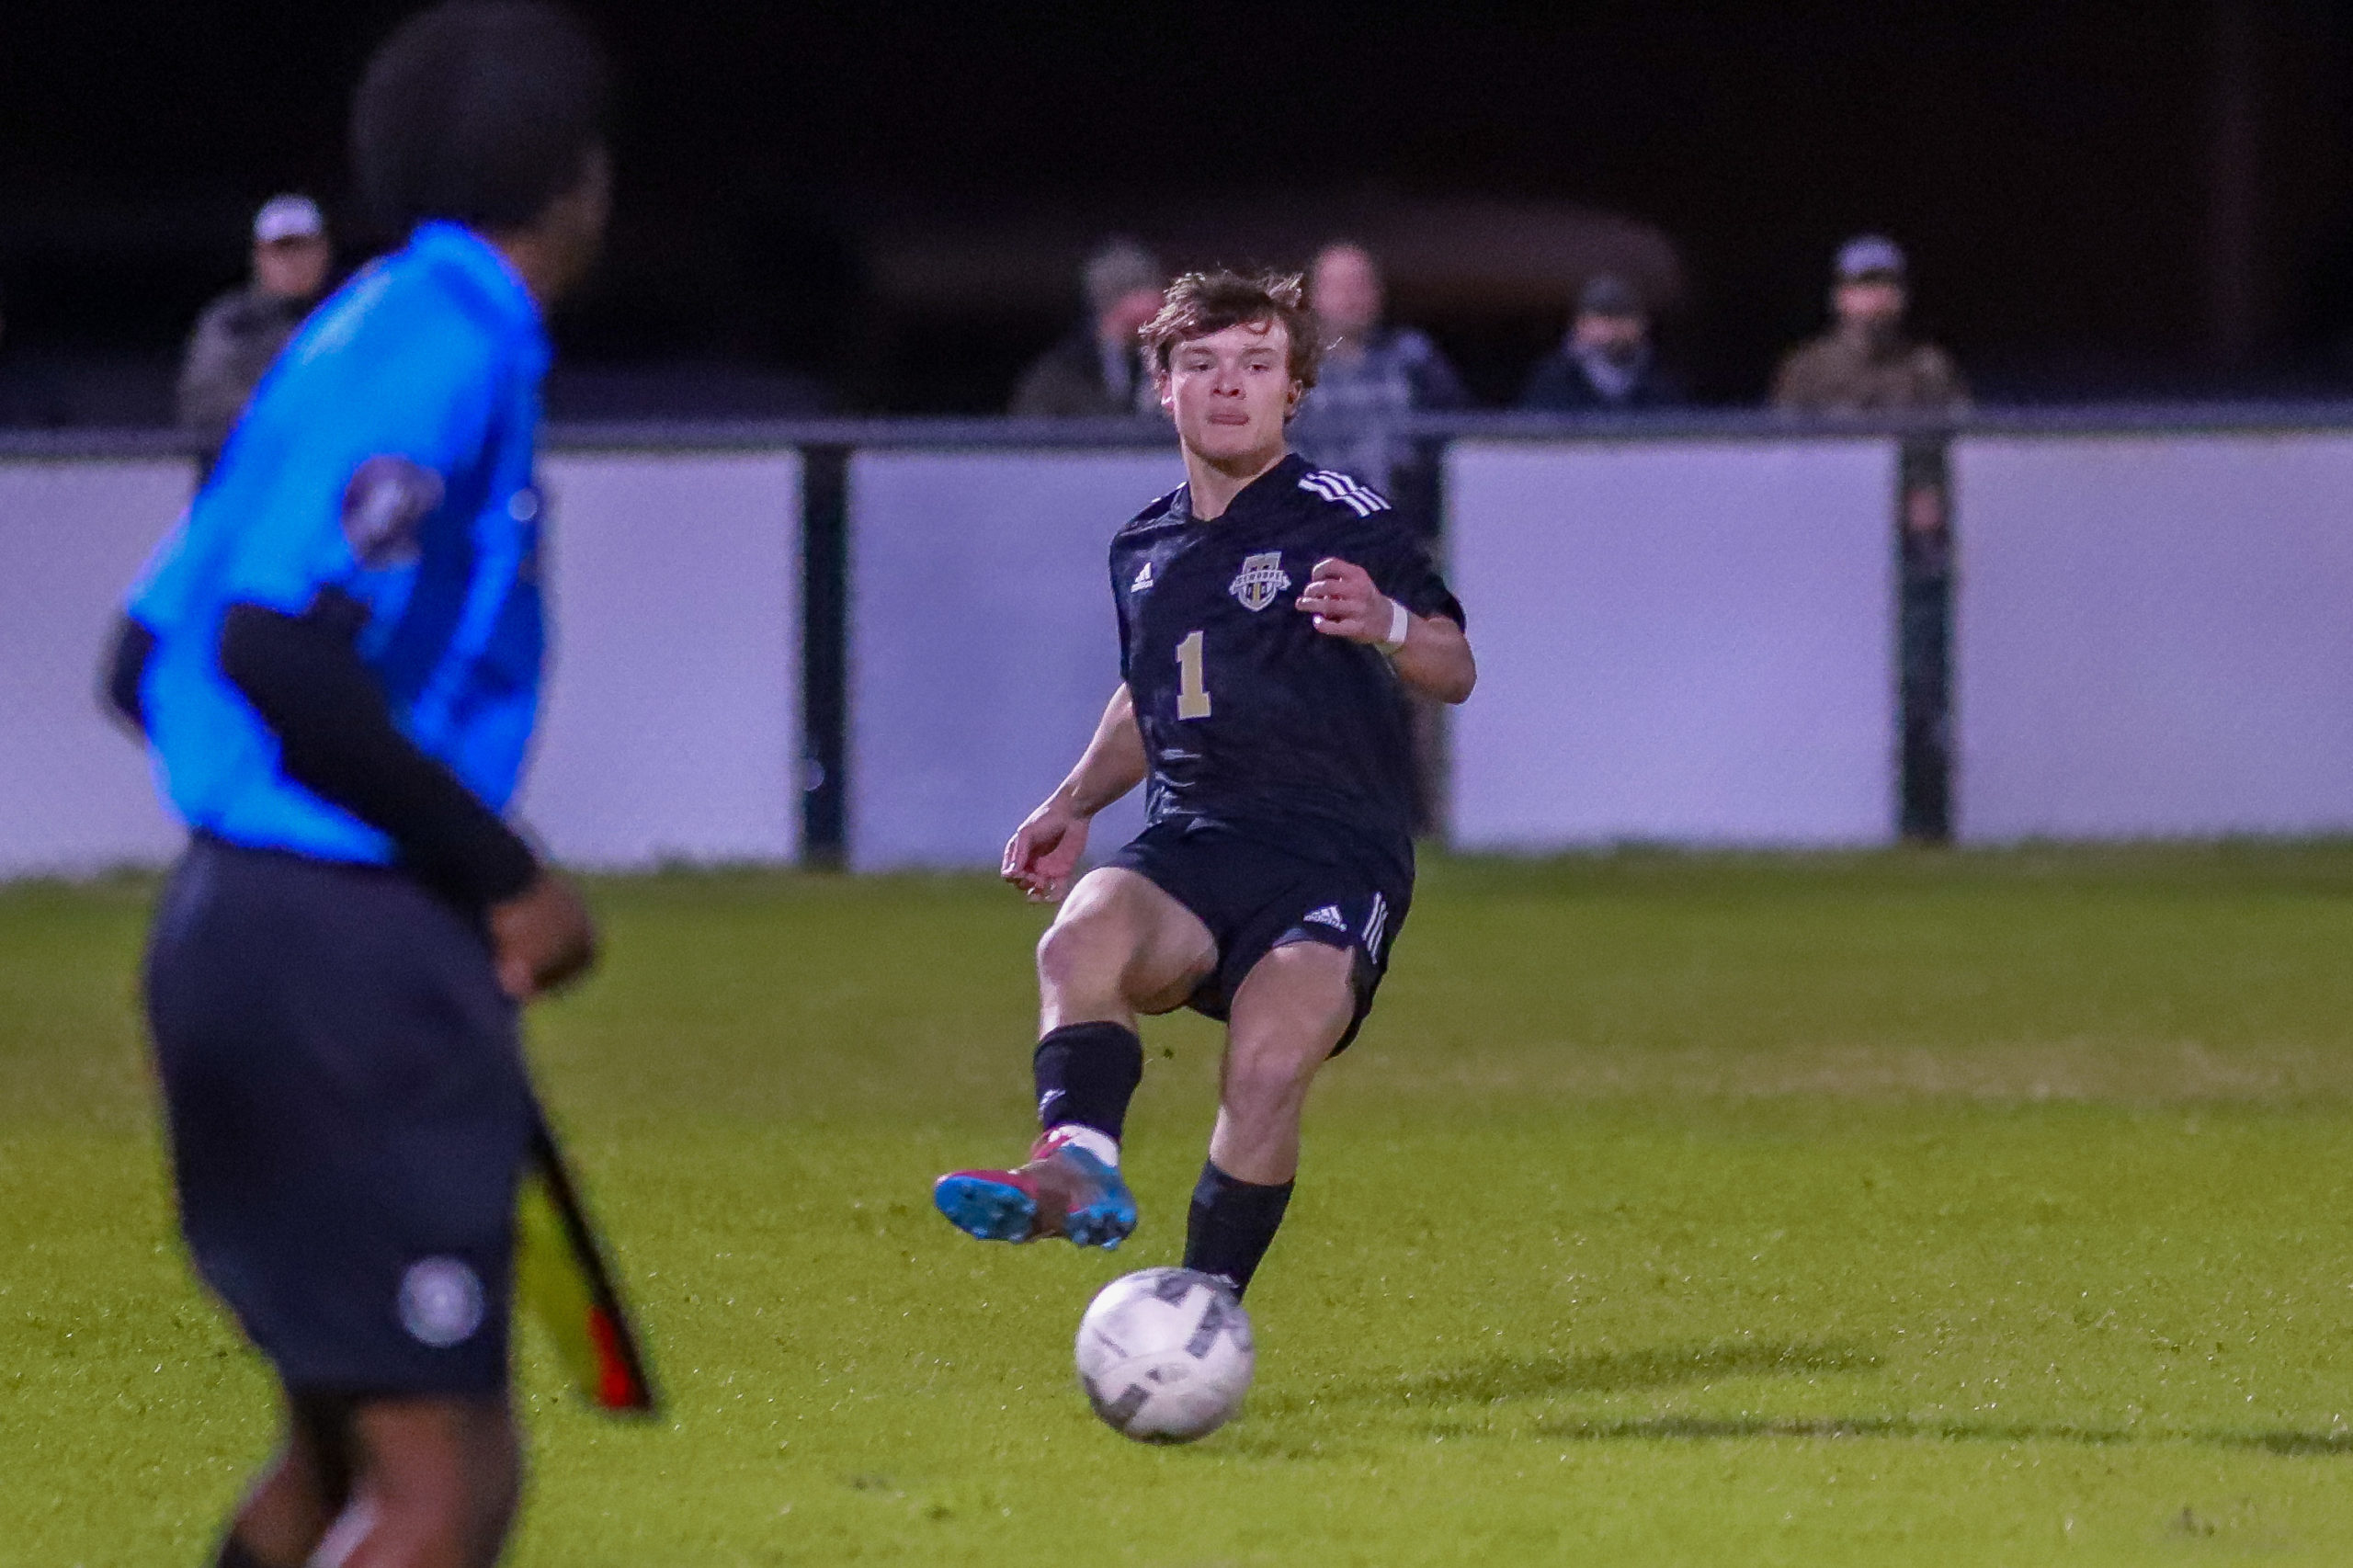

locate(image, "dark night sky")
[[6, 2, 2353, 410]]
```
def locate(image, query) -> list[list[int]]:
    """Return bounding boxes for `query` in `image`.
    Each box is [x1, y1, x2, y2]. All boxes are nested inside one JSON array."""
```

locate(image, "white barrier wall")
[[0, 459, 192, 876], [0, 450, 800, 879], [1449, 438, 1899, 848], [1954, 433, 2353, 841], [33, 427, 2353, 877], [848, 449, 1181, 869], [522, 450, 801, 867]]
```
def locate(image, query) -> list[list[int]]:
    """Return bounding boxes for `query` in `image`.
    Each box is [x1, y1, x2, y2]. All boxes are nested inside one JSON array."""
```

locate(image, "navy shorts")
[[143, 835, 532, 1397], [1107, 817, 1412, 1053]]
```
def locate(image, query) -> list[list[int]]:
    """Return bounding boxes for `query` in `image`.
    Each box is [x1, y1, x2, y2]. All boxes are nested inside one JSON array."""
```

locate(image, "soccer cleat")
[[932, 1129, 1138, 1249]]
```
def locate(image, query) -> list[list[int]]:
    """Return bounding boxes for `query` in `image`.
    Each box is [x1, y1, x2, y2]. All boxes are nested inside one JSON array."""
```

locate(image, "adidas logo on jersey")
[[1299, 470, 1392, 517], [1131, 561, 1154, 593], [1302, 904, 1347, 930]]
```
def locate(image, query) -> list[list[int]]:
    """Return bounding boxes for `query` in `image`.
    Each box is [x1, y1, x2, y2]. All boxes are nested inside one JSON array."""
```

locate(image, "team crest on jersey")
[[340, 454, 441, 569], [1228, 551, 1291, 612]]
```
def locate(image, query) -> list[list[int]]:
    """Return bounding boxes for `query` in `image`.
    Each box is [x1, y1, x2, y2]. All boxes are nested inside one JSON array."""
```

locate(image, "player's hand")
[[489, 870, 598, 1002], [1004, 796, 1091, 903], [1296, 557, 1393, 643]]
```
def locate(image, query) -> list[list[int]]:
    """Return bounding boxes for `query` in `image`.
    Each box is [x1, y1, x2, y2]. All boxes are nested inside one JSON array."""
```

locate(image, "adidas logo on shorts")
[[1302, 904, 1347, 930]]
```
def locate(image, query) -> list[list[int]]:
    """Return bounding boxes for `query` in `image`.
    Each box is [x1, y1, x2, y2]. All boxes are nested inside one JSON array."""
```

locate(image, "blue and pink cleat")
[[933, 1128, 1138, 1249]]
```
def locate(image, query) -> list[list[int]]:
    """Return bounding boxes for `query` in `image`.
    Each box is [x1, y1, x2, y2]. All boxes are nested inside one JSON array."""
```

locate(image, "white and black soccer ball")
[[1075, 1267, 1256, 1443]]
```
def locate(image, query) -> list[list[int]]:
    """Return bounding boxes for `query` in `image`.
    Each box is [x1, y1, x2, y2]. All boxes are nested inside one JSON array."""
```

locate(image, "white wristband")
[[1374, 597, 1412, 654]]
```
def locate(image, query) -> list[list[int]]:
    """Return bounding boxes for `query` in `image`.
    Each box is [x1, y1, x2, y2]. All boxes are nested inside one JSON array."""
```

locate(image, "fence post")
[[1896, 431, 1955, 841], [800, 444, 850, 867]]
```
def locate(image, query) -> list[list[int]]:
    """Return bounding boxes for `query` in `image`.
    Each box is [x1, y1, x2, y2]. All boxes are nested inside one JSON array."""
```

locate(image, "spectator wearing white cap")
[[1775, 233, 1968, 840], [1770, 234, 1965, 414], [176, 194, 334, 461]]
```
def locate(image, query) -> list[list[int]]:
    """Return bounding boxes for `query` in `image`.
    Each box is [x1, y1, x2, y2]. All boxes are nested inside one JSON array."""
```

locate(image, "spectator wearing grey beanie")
[[1010, 237, 1166, 416]]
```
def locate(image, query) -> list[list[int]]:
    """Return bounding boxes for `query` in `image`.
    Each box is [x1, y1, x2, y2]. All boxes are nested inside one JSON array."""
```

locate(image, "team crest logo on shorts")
[[398, 1256, 484, 1347], [1228, 551, 1291, 612]]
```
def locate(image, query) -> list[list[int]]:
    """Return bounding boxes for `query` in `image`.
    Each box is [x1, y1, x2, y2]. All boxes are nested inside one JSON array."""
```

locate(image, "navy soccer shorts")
[[1107, 816, 1412, 1053], [143, 835, 532, 1397]]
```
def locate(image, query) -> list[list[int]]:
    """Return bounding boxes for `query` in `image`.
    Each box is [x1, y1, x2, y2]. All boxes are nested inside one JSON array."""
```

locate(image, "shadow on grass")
[[1536, 1414, 2353, 1458], [1260, 1340, 1876, 1416], [1541, 1413, 2135, 1446], [2228, 1429, 2353, 1457], [1261, 1339, 2353, 1461], [1400, 1340, 1876, 1403]]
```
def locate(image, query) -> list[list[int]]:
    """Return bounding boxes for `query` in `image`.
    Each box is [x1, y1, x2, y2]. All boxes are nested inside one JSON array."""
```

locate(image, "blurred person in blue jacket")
[[1291, 241, 1468, 514]]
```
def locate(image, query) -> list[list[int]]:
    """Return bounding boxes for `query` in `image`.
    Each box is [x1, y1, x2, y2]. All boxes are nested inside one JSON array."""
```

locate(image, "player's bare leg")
[[1037, 868, 1216, 1030], [1208, 941, 1356, 1182], [935, 869, 1213, 1248], [308, 1397, 519, 1568], [1187, 940, 1357, 1297], [213, 1391, 354, 1566]]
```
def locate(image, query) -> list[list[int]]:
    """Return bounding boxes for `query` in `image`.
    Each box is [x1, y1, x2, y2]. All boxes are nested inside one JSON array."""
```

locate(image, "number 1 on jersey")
[[1176, 630, 1212, 720]]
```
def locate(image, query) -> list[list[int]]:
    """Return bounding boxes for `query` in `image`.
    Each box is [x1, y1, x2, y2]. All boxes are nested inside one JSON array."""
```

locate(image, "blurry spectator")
[[1775, 234, 1968, 841], [1010, 237, 1165, 416], [1771, 234, 1966, 414], [176, 195, 334, 460], [1291, 241, 1469, 502], [1294, 240, 1469, 833], [1518, 273, 1684, 411]]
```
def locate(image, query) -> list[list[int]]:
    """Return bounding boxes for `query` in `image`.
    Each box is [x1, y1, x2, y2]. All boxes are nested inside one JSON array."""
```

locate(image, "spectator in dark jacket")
[[1009, 238, 1165, 416], [1519, 274, 1684, 412], [176, 195, 334, 460]]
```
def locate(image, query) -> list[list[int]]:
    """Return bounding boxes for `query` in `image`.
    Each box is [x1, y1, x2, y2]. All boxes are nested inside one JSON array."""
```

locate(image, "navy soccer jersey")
[[125, 221, 549, 866], [1111, 452, 1465, 873]]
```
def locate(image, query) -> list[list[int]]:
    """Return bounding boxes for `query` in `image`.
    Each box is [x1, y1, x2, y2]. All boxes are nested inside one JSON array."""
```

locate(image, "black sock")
[[1032, 1022, 1144, 1141], [1183, 1161, 1294, 1298]]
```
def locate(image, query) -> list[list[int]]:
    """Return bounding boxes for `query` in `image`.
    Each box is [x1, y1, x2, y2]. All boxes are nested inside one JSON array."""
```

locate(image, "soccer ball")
[[1075, 1267, 1256, 1443]]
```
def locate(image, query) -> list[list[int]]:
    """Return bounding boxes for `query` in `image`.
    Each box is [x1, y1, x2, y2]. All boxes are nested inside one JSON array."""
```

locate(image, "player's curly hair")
[[351, 1, 608, 233], [1141, 270, 1323, 391]]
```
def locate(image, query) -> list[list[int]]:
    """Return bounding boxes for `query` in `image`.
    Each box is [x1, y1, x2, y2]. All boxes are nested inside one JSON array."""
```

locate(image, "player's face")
[[1159, 319, 1300, 468]]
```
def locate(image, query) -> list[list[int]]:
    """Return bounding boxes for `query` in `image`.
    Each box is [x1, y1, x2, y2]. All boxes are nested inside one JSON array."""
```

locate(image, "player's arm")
[[1003, 684, 1147, 903], [100, 613, 157, 736], [217, 590, 596, 999], [205, 334, 593, 1000], [1295, 557, 1476, 704]]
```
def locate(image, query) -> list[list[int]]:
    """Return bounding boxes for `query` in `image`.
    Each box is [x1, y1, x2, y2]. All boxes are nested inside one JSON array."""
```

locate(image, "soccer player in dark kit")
[[934, 271, 1477, 1298], [102, 6, 608, 1564]]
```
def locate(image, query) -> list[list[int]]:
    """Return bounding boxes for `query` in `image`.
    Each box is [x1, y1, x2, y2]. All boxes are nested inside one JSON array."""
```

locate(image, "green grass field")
[[10, 846, 2353, 1565]]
